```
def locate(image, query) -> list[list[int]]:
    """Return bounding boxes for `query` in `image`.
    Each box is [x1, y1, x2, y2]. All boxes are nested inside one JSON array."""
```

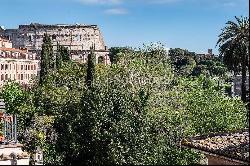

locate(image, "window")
[[18, 74, 20, 80], [28, 65, 30, 70], [98, 56, 104, 64], [31, 65, 33, 70], [21, 74, 23, 80], [76, 35, 80, 41], [5, 64, 8, 70], [1, 64, 4, 70], [1, 74, 3, 80], [38, 154, 40, 160], [52, 34, 56, 40], [34, 65, 36, 70], [14, 74, 15, 80], [10, 64, 11, 70], [25, 65, 27, 70], [29, 35, 32, 42], [5, 74, 8, 80], [21, 65, 23, 70]]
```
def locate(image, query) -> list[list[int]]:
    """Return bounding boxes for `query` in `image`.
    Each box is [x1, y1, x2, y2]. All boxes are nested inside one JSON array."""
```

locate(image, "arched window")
[[52, 34, 56, 40], [98, 56, 104, 64], [29, 35, 32, 42]]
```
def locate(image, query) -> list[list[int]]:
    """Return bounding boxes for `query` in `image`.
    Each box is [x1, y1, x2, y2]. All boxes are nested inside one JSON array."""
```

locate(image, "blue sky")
[[0, 0, 249, 54]]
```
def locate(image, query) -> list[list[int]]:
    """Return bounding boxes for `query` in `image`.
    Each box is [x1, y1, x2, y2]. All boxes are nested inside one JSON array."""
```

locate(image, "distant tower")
[[208, 49, 213, 55]]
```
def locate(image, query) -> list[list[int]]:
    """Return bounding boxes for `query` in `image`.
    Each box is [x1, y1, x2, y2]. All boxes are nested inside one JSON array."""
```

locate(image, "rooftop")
[[0, 47, 33, 55], [18, 23, 98, 29], [181, 129, 249, 163]]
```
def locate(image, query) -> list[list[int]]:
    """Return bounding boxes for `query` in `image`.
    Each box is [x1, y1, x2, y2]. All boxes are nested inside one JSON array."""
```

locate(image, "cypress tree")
[[40, 34, 53, 84], [61, 46, 70, 62], [56, 42, 63, 69], [85, 45, 96, 89]]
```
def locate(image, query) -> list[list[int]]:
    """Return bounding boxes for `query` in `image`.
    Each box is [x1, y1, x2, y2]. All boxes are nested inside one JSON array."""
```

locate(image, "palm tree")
[[216, 16, 249, 103]]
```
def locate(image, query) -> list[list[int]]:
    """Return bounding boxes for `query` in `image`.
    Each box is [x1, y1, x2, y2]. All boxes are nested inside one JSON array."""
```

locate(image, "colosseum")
[[0, 23, 110, 64]]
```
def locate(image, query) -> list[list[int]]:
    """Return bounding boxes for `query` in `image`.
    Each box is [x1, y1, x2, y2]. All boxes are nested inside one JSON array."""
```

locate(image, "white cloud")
[[77, 0, 122, 5], [75, 0, 247, 6], [149, 0, 181, 4], [75, 0, 247, 10], [222, 1, 236, 7], [104, 8, 128, 14], [75, 0, 183, 6]]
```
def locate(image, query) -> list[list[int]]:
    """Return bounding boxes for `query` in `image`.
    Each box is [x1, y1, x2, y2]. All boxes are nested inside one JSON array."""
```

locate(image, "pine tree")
[[85, 45, 96, 89], [40, 34, 53, 84]]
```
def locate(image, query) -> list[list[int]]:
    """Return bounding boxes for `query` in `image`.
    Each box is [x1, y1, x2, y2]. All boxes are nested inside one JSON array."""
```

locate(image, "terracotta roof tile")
[[181, 129, 249, 163], [0, 47, 35, 56], [0, 47, 28, 53]]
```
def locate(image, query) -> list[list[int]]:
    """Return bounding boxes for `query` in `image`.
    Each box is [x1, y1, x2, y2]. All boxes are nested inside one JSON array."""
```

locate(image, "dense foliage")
[[1, 43, 248, 165], [167, 48, 229, 79]]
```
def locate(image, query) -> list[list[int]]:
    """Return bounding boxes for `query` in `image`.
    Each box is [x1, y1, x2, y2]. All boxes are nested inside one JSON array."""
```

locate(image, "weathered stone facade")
[[0, 23, 110, 64], [232, 75, 249, 97]]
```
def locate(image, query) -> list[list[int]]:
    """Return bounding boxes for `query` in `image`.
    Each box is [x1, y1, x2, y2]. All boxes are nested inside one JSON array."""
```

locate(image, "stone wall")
[[1, 23, 111, 64], [70, 50, 110, 64], [232, 75, 249, 97], [2, 23, 106, 52], [206, 154, 247, 165]]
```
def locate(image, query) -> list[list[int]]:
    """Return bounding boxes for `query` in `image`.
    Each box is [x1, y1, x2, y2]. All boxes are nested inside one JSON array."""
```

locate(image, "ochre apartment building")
[[0, 37, 38, 87]]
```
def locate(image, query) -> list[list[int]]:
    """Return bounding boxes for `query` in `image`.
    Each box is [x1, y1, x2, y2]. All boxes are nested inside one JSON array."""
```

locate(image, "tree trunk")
[[241, 53, 247, 102], [247, 50, 250, 104]]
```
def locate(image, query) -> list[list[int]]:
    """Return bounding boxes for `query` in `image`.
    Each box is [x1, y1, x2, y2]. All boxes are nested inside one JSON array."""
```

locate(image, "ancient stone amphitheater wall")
[[1, 23, 110, 64]]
